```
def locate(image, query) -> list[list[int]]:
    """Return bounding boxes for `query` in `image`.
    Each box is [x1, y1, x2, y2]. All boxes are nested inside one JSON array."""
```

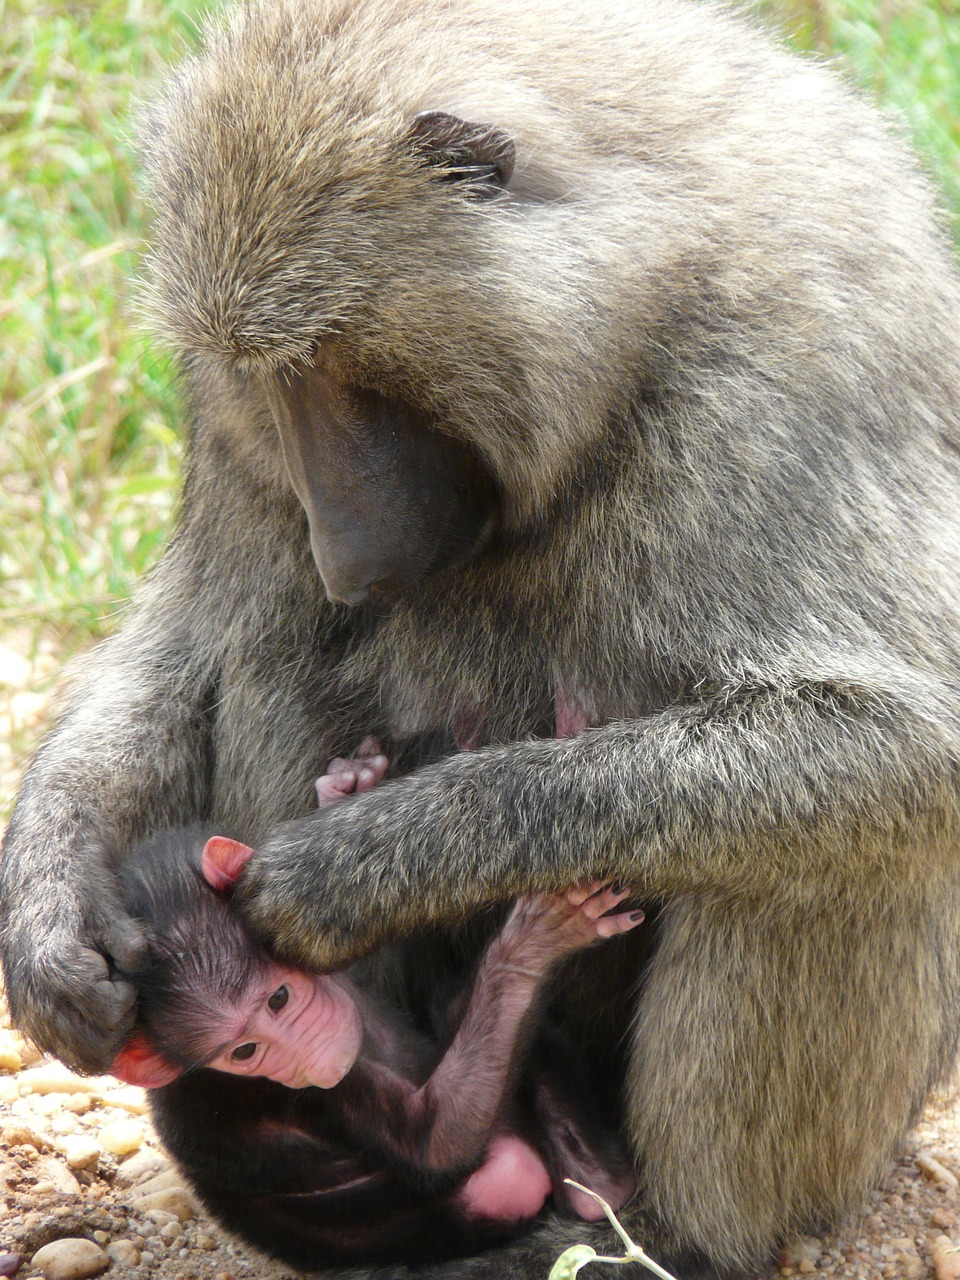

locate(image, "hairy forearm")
[[2, 623, 213, 883], [418, 940, 539, 1170], [353, 942, 539, 1174], [0, 605, 215, 1068], [243, 678, 960, 968]]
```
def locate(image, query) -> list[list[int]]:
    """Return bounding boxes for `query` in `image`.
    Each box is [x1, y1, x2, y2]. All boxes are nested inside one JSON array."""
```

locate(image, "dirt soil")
[[2, 639, 960, 1280]]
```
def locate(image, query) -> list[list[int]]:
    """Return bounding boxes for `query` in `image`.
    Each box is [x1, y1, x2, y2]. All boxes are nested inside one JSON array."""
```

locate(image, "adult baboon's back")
[[3, 1, 960, 1276]]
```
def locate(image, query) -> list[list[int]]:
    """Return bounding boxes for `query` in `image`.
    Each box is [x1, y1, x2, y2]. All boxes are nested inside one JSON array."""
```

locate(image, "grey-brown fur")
[[3, 0, 960, 1275]]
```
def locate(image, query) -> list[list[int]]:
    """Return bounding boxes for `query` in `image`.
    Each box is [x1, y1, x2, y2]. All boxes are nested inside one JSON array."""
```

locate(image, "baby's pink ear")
[[202, 836, 255, 891], [111, 1034, 183, 1088]]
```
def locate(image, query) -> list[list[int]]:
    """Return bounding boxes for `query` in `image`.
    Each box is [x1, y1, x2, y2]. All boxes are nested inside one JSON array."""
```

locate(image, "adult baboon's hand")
[[2, 887, 147, 1074], [234, 763, 484, 971], [235, 808, 384, 971]]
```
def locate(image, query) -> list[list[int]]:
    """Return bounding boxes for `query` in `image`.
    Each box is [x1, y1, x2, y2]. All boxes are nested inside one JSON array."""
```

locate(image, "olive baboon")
[[111, 826, 639, 1267], [3, 0, 960, 1276]]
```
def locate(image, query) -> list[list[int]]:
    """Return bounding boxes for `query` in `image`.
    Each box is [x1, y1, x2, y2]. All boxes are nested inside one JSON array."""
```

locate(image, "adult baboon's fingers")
[[99, 913, 149, 973], [21, 944, 141, 1072]]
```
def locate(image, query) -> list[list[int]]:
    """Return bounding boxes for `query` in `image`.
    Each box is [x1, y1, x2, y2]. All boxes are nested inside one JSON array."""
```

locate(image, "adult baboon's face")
[[144, 4, 618, 559], [264, 358, 500, 605]]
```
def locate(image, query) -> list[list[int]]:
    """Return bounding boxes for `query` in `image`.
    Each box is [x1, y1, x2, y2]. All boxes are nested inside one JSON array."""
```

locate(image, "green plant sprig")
[[548, 1182, 679, 1280]]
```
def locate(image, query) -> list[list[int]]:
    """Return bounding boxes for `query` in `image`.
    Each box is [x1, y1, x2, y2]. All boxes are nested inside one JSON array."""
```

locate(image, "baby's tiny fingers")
[[565, 880, 609, 907], [593, 909, 645, 938], [355, 756, 387, 791], [580, 885, 633, 919], [315, 769, 357, 807]]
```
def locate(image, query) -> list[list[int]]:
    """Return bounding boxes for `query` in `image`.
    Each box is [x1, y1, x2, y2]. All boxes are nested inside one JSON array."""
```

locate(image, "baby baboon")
[[111, 826, 639, 1267], [4, 1, 960, 1276]]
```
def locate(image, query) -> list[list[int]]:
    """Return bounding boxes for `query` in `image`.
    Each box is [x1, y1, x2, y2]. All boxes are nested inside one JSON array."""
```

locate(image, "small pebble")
[[131, 1186, 196, 1221], [195, 1234, 217, 1251], [145, 1209, 177, 1227], [100, 1087, 148, 1116], [98, 1119, 143, 1156], [133, 1168, 184, 1197], [30, 1093, 74, 1116], [934, 1241, 960, 1280], [58, 1135, 100, 1170], [919, 1154, 959, 1188], [48, 1114, 80, 1137], [0, 1255, 21, 1278], [17, 1064, 96, 1097], [0, 1037, 23, 1073], [33, 1156, 81, 1195], [30, 1238, 108, 1280], [61, 1095, 91, 1115], [105, 1241, 140, 1268], [1, 1122, 50, 1150], [933, 1209, 959, 1230], [114, 1150, 169, 1187]]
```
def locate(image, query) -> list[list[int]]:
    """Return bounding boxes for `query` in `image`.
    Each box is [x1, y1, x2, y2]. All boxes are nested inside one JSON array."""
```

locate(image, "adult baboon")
[[3, 0, 960, 1276]]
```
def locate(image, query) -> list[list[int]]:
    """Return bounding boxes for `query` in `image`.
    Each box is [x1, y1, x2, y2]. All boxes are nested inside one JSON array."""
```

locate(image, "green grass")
[[0, 1, 212, 652], [1, 0, 959, 662], [764, 0, 960, 229]]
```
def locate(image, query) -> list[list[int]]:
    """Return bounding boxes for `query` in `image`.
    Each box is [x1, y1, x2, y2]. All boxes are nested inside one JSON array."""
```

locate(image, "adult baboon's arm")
[[0, 593, 217, 1073], [237, 679, 960, 971]]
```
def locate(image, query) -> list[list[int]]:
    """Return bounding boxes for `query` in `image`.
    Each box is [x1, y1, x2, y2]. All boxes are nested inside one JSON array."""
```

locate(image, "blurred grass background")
[[1, 0, 959, 811]]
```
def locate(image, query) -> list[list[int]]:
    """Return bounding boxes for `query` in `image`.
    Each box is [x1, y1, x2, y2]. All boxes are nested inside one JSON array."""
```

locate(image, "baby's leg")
[[529, 1022, 637, 1221]]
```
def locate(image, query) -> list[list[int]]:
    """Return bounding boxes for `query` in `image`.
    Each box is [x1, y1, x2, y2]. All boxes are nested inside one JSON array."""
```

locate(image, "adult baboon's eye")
[[268, 985, 288, 1012], [231, 1042, 257, 1061]]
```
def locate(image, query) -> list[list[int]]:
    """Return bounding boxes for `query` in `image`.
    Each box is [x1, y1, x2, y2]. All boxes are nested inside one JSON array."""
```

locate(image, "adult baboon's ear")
[[407, 110, 515, 194]]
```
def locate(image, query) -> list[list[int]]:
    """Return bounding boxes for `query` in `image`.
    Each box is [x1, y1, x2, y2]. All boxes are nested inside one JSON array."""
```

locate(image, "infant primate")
[[112, 806, 641, 1265]]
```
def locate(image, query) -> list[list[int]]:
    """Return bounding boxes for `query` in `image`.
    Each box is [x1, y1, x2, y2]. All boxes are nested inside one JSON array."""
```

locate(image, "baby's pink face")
[[205, 965, 363, 1090]]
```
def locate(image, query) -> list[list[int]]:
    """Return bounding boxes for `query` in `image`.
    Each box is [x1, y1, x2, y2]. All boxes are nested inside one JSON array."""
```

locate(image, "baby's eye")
[[231, 1042, 258, 1062], [268, 985, 289, 1012]]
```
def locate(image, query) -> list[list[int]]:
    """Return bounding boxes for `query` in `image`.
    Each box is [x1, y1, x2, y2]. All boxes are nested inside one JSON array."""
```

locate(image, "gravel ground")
[[0, 1021, 959, 1280], [2, 643, 960, 1280]]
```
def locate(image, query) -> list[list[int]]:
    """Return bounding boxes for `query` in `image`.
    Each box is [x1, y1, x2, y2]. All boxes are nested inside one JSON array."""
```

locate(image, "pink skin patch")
[[204, 965, 364, 1090], [565, 1173, 636, 1220], [554, 684, 593, 739], [201, 836, 255, 890], [110, 1032, 183, 1088], [316, 737, 389, 807], [456, 1135, 552, 1221]]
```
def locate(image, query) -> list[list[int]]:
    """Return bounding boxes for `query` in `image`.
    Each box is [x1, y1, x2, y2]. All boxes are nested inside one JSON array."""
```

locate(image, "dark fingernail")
[[611, 882, 627, 894], [629, 911, 645, 923]]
